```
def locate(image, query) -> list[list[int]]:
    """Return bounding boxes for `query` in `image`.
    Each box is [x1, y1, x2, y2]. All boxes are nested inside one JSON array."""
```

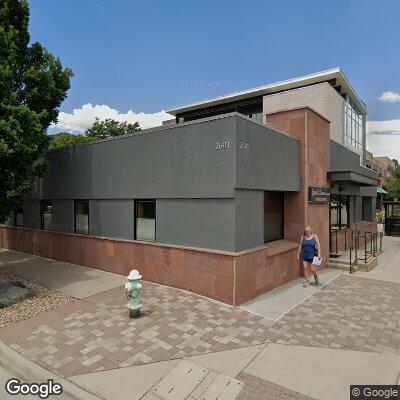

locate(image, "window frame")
[[14, 206, 24, 227], [330, 194, 350, 230], [263, 191, 284, 243], [41, 200, 53, 231], [74, 200, 89, 235], [134, 199, 156, 242]]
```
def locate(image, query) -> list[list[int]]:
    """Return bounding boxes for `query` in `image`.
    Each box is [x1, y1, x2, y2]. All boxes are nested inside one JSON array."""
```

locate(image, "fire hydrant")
[[124, 269, 143, 318]]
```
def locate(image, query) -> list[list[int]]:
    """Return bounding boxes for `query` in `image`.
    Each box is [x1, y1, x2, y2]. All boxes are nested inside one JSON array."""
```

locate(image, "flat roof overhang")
[[328, 171, 379, 187], [167, 68, 367, 116]]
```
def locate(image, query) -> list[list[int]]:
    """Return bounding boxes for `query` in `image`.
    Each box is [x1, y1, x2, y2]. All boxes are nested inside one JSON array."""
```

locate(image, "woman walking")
[[297, 226, 321, 287]]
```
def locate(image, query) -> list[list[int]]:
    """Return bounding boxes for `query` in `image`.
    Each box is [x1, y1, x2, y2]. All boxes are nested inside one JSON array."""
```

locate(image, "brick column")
[[265, 107, 331, 265]]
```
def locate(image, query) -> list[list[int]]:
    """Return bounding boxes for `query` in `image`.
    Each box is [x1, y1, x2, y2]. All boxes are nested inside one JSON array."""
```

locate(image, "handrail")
[[349, 231, 383, 274], [330, 228, 352, 254]]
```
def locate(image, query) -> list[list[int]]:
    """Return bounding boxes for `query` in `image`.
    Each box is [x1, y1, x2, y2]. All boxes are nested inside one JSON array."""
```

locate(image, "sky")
[[29, 0, 400, 159]]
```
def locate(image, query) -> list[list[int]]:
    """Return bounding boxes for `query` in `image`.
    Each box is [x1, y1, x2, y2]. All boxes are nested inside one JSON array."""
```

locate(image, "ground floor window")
[[135, 200, 156, 242], [330, 195, 349, 230], [386, 203, 400, 219], [14, 207, 23, 227], [75, 200, 89, 234], [264, 192, 283, 242], [41, 201, 53, 231]]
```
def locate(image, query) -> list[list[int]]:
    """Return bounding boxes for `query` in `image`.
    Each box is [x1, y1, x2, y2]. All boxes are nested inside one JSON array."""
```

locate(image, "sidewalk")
[[1, 240, 400, 399]]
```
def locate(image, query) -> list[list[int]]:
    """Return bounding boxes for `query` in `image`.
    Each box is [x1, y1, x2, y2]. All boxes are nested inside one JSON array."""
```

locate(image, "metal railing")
[[330, 228, 351, 254], [349, 231, 383, 274]]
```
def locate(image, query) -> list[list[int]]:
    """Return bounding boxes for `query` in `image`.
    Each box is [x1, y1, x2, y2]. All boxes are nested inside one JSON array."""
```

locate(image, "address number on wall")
[[239, 141, 249, 150], [216, 141, 230, 150]]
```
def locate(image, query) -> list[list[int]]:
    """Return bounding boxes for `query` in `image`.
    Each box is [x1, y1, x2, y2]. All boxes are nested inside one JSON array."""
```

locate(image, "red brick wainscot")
[[330, 220, 378, 253], [0, 226, 299, 306]]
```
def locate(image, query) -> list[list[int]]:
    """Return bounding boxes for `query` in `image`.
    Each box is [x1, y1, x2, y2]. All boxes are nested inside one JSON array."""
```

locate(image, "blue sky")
[[29, 0, 400, 157]]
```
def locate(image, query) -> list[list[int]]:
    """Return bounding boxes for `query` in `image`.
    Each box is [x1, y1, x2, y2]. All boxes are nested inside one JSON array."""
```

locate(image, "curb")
[[0, 341, 103, 400]]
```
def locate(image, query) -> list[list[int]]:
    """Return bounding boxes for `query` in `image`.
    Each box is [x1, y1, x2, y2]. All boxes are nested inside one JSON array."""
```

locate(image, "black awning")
[[328, 171, 379, 186]]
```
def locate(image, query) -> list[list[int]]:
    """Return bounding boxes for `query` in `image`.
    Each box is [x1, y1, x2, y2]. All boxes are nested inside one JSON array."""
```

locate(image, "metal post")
[[380, 232, 383, 252], [370, 233, 373, 257], [355, 235, 358, 265], [364, 234, 367, 264], [335, 231, 338, 254], [350, 242, 352, 274]]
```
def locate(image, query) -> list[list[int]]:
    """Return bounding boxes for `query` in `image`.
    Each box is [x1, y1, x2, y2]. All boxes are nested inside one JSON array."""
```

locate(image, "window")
[[75, 200, 89, 234], [330, 195, 349, 230], [344, 100, 363, 150], [14, 207, 23, 227], [264, 192, 283, 242], [387, 204, 400, 219], [135, 200, 156, 242], [41, 201, 53, 231]]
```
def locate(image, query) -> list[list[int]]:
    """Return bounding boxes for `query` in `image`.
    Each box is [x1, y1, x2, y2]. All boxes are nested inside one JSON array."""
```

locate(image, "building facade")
[[0, 68, 378, 305]]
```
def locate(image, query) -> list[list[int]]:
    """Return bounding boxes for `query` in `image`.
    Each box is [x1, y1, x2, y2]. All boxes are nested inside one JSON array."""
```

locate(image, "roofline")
[[47, 112, 299, 153], [167, 68, 367, 116]]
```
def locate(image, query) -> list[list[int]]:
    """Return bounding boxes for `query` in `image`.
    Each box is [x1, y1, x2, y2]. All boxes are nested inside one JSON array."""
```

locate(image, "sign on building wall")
[[308, 187, 330, 204]]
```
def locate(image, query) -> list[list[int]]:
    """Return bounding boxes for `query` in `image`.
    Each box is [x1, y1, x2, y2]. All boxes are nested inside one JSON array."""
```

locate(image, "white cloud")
[[51, 103, 174, 133], [367, 119, 400, 160], [367, 119, 400, 135], [379, 91, 400, 103]]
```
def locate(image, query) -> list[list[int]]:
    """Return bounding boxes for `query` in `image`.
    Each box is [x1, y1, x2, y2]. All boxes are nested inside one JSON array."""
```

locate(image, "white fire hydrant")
[[124, 269, 143, 318]]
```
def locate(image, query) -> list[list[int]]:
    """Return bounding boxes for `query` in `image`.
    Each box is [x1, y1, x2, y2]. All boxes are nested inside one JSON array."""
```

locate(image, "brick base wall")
[[0, 226, 299, 306]]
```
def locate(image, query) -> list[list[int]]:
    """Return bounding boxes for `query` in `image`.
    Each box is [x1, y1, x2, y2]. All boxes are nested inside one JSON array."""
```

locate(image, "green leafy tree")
[[85, 118, 141, 139], [49, 118, 141, 150], [385, 166, 400, 200], [48, 132, 92, 150], [0, 0, 73, 222]]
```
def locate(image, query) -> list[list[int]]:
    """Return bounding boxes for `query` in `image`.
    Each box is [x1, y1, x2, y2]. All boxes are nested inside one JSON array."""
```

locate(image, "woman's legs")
[[302, 261, 310, 286], [309, 264, 319, 285]]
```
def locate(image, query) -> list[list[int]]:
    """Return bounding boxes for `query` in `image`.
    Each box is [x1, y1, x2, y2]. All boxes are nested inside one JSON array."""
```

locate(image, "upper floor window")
[[41, 201, 53, 231], [75, 200, 89, 235], [344, 100, 363, 150]]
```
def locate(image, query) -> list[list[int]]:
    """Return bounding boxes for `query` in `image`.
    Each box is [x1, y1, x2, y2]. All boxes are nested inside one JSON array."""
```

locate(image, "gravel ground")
[[0, 271, 75, 327]]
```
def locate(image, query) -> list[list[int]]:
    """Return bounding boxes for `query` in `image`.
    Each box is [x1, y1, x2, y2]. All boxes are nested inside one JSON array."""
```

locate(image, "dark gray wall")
[[32, 116, 237, 200], [156, 198, 235, 251], [89, 200, 134, 239], [23, 200, 41, 229], [15, 113, 303, 252], [330, 141, 377, 179], [350, 196, 363, 224], [362, 197, 374, 222], [234, 190, 264, 251], [235, 117, 301, 191]]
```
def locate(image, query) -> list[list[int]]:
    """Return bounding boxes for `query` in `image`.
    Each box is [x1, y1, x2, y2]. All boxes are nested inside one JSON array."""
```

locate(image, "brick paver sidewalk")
[[1, 273, 400, 382], [1, 282, 276, 377]]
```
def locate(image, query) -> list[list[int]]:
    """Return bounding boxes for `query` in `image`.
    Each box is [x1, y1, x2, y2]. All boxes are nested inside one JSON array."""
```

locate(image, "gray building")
[[2, 68, 379, 304]]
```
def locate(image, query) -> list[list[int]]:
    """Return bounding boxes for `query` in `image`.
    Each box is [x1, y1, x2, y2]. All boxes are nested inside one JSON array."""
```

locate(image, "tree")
[[48, 118, 141, 150], [385, 166, 400, 200], [0, 0, 72, 222], [85, 118, 140, 139], [48, 132, 92, 151]]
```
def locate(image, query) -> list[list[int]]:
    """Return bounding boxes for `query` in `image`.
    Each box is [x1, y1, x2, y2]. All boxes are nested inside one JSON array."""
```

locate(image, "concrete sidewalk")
[[240, 268, 342, 320], [355, 235, 400, 284], [0, 249, 125, 299], [1, 238, 400, 399]]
